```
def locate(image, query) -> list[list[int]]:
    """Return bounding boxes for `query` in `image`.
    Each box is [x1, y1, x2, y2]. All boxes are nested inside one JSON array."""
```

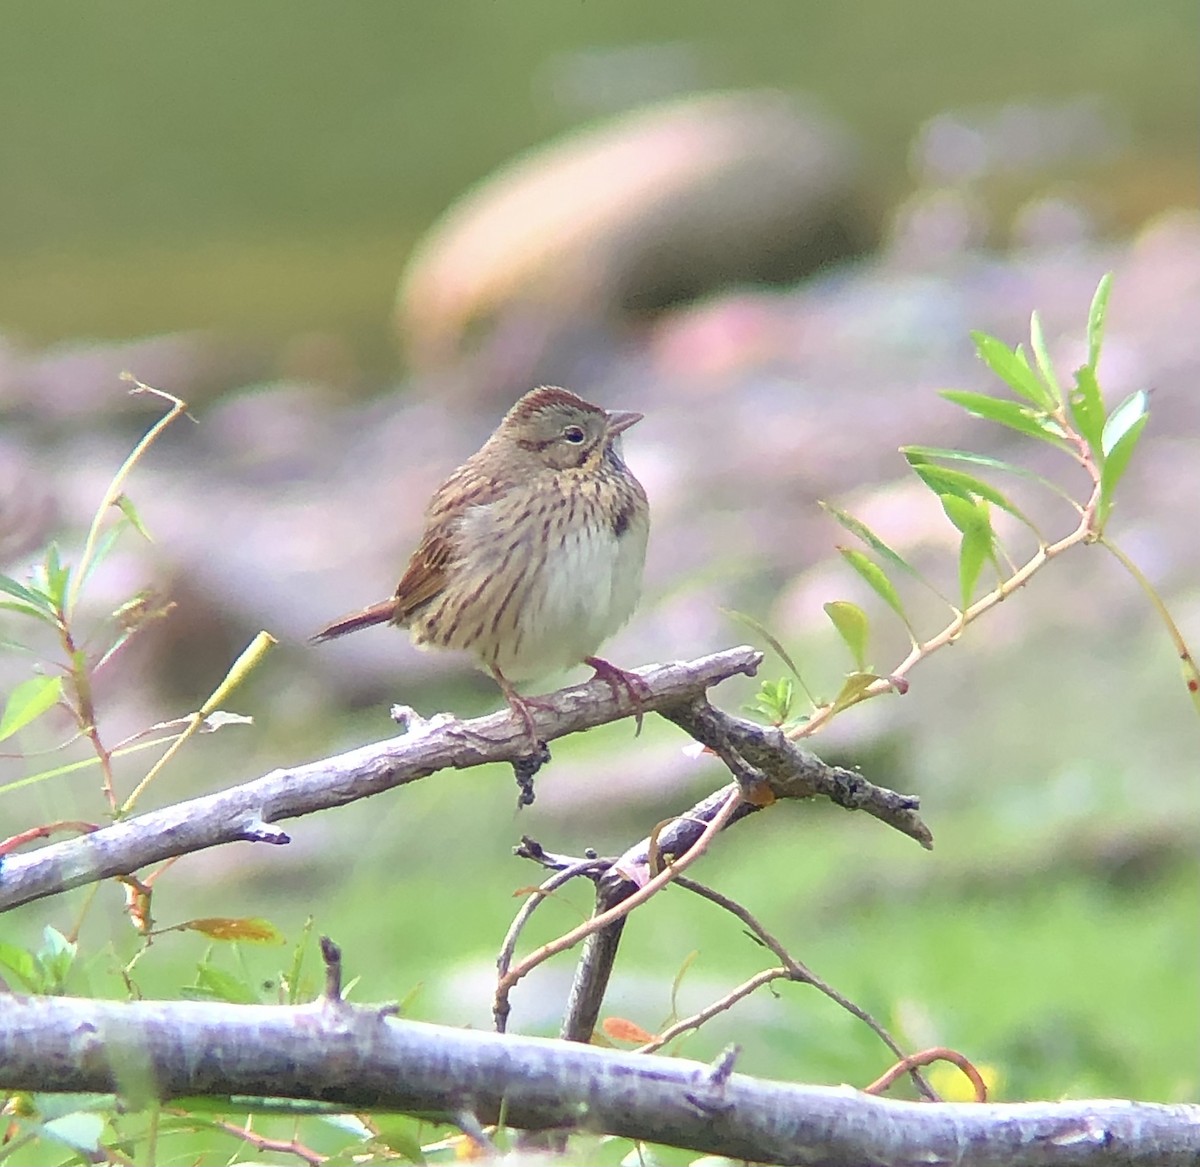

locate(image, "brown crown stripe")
[[507, 386, 603, 422]]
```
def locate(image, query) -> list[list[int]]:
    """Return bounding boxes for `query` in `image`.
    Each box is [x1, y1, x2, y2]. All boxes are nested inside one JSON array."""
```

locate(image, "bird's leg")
[[584, 656, 650, 736], [490, 666, 549, 753]]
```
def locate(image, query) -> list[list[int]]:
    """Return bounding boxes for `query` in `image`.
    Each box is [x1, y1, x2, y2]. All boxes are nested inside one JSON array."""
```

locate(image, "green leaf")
[[908, 460, 1038, 533], [941, 390, 1068, 446], [0, 600, 55, 624], [821, 503, 924, 581], [828, 671, 883, 715], [1097, 412, 1149, 530], [0, 675, 64, 742], [721, 608, 803, 684], [837, 549, 918, 639], [1069, 365, 1107, 457], [958, 521, 994, 609], [900, 445, 1077, 505], [1086, 272, 1114, 370], [747, 677, 795, 725], [824, 600, 870, 671], [94, 626, 136, 672], [935, 494, 995, 609], [372, 1115, 428, 1163], [75, 518, 129, 594], [0, 941, 40, 991], [115, 493, 153, 540], [184, 963, 261, 1005], [1029, 310, 1064, 406], [0, 573, 53, 614], [938, 492, 991, 538], [283, 915, 314, 1006], [42, 543, 71, 608], [37, 926, 77, 993], [41, 1111, 105, 1154], [971, 331, 1055, 410], [903, 446, 1024, 474], [1101, 390, 1150, 457]]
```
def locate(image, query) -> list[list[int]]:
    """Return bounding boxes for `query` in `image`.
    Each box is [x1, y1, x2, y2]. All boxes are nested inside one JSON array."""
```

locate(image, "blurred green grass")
[[1, 0, 1196, 374]]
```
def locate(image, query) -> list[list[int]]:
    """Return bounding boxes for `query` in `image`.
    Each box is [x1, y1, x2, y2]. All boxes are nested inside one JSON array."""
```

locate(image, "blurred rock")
[[3, 211, 1197, 767], [396, 90, 876, 391], [909, 97, 1123, 187], [0, 331, 262, 424], [0, 440, 58, 565]]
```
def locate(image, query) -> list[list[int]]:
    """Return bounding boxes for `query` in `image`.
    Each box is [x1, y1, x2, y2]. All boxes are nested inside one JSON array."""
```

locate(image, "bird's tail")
[[309, 599, 397, 643]]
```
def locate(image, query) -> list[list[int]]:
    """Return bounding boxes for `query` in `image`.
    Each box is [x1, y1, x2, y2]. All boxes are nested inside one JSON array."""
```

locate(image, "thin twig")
[[320, 936, 343, 1002], [864, 1046, 988, 1103], [453, 1109, 498, 1155], [0, 820, 98, 857], [653, 876, 937, 1101], [636, 966, 792, 1053], [197, 1116, 327, 1166], [494, 789, 744, 1019], [672, 876, 797, 967], [494, 857, 609, 1033]]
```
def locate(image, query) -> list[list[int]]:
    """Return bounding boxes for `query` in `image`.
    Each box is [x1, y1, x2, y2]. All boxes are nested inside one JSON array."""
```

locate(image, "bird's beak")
[[605, 410, 643, 436]]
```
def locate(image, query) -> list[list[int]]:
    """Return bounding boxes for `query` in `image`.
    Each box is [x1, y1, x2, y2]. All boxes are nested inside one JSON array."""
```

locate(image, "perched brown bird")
[[312, 386, 649, 745]]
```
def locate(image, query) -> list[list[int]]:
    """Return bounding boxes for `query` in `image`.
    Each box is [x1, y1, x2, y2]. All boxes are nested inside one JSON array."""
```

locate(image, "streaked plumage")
[[312, 386, 649, 742]]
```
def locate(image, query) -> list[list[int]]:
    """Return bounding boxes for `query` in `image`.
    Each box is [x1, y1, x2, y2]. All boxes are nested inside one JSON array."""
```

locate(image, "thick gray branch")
[[0, 649, 760, 912], [1, 994, 1196, 1166], [0, 647, 932, 913], [662, 694, 933, 848]]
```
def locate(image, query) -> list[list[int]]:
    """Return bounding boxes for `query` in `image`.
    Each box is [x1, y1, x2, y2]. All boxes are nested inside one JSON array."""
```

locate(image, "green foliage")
[[0, 927, 78, 995], [746, 677, 796, 726], [824, 601, 870, 671], [1098, 390, 1150, 528], [733, 275, 1176, 741], [0, 676, 63, 743], [837, 547, 916, 635], [939, 389, 1068, 444]]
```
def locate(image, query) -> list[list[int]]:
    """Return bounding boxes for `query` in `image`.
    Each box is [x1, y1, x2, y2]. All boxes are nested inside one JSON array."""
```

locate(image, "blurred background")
[[1, 0, 1197, 1119]]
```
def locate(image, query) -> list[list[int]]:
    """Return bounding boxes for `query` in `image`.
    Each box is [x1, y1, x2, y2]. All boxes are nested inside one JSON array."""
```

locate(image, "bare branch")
[[493, 790, 743, 1024], [637, 965, 794, 1051], [512, 728, 932, 1048], [494, 856, 609, 1034], [662, 694, 933, 848], [669, 876, 937, 1100], [0, 647, 761, 913], [189, 1115, 326, 1166], [2, 994, 1197, 1166]]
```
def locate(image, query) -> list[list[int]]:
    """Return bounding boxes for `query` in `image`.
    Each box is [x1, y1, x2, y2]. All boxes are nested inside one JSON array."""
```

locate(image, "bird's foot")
[[512, 741, 551, 808], [491, 669, 554, 799], [584, 656, 650, 735], [505, 692, 552, 808]]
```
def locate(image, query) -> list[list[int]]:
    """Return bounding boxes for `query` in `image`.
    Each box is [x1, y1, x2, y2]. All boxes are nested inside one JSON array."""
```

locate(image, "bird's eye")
[[563, 425, 586, 444]]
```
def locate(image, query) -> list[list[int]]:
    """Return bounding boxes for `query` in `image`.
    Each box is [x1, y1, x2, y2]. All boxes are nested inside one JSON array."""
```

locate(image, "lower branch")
[[1, 994, 1196, 1166]]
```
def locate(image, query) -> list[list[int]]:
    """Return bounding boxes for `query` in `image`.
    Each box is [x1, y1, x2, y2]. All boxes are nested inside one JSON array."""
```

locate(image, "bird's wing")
[[392, 462, 508, 623]]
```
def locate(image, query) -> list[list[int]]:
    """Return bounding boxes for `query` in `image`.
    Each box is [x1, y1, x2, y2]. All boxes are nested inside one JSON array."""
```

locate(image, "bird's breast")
[[433, 481, 647, 680]]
